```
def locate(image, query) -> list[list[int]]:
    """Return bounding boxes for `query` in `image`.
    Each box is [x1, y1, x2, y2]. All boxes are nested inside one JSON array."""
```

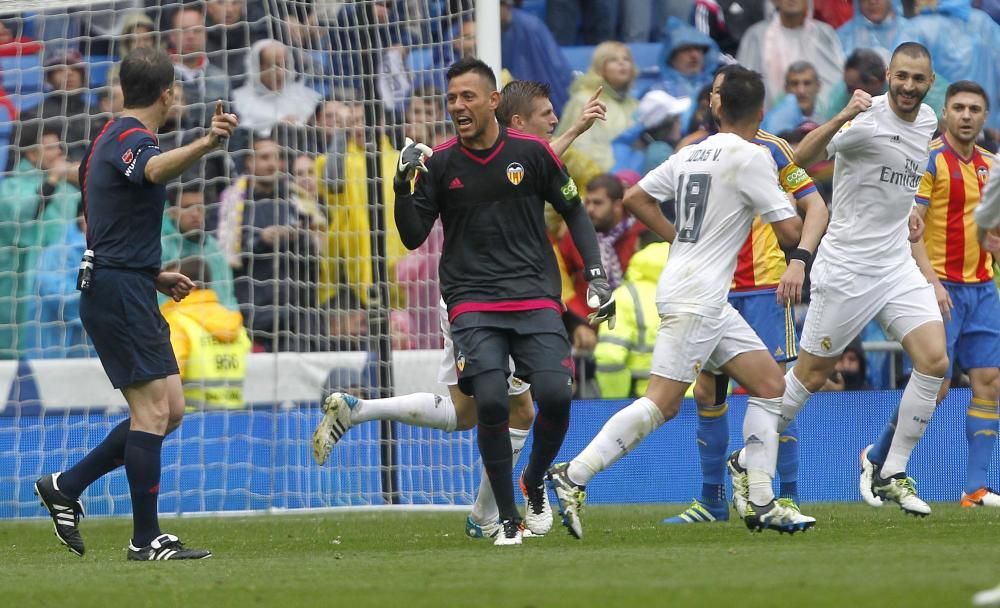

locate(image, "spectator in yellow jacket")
[[161, 257, 251, 410]]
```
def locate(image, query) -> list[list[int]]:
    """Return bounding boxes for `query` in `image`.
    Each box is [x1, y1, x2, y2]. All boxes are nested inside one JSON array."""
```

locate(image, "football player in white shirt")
[[546, 67, 812, 538], [743, 42, 945, 518]]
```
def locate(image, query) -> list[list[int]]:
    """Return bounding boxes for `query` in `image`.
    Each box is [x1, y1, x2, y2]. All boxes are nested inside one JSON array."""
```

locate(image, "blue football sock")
[[696, 401, 728, 505], [966, 398, 999, 495], [868, 403, 899, 466], [777, 418, 799, 501]]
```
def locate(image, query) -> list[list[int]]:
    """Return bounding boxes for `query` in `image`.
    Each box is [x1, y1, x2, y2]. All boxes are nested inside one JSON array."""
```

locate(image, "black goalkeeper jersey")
[[397, 126, 589, 321]]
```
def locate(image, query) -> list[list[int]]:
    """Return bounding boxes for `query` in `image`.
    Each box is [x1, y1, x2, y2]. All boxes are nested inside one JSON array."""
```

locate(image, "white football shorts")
[[650, 303, 767, 384], [800, 256, 941, 357], [436, 299, 531, 396]]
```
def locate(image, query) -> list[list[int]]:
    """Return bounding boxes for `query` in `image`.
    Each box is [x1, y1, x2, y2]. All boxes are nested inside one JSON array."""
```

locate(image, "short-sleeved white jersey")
[[976, 166, 1000, 230], [638, 132, 797, 315], [821, 95, 937, 273]]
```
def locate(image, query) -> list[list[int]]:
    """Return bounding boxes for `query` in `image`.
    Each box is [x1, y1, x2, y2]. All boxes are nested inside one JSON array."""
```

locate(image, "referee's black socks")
[[125, 430, 164, 547], [58, 419, 131, 499]]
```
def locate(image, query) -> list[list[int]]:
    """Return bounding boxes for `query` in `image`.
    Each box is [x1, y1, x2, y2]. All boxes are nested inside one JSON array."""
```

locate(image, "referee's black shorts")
[[80, 268, 179, 390], [450, 308, 572, 395]]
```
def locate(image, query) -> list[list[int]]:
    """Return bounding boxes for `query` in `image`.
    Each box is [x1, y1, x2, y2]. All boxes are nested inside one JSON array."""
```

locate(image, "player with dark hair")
[[547, 66, 811, 538], [33, 47, 238, 560], [769, 41, 945, 518], [663, 63, 829, 525], [392, 57, 613, 545], [313, 75, 606, 541], [862, 79, 1000, 510]]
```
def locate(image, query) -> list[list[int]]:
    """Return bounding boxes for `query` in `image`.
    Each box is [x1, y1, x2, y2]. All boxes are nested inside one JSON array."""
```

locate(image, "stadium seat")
[[86, 54, 115, 90], [1, 53, 44, 112], [0, 103, 12, 178], [406, 48, 435, 74], [520, 0, 547, 21]]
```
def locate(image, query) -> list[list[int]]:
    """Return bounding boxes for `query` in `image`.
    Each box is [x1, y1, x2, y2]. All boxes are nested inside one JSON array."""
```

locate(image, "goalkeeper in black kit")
[[394, 57, 614, 546]]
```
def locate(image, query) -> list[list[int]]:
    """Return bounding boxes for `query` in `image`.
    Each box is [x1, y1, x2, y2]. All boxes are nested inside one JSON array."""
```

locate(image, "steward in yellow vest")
[[161, 258, 251, 410], [596, 240, 682, 398]]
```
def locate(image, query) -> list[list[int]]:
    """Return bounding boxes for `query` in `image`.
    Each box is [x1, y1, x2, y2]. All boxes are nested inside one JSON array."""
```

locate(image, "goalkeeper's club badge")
[[506, 162, 524, 186], [820, 336, 833, 352], [456, 353, 466, 374]]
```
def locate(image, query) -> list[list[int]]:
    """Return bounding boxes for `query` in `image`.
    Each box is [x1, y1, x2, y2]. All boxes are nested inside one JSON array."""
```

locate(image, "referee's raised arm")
[[143, 100, 238, 184]]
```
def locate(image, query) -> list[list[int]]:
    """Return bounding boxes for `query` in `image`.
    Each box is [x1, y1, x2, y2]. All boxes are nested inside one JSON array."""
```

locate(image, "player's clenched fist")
[[838, 89, 873, 121], [396, 137, 433, 183], [208, 100, 238, 147]]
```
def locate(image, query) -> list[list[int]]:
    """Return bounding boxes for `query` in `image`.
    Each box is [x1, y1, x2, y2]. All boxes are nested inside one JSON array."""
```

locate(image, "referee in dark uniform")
[[34, 47, 238, 560], [395, 58, 615, 544]]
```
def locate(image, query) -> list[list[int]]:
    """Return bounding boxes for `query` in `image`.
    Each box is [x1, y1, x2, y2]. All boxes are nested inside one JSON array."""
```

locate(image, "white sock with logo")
[[469, 427, 530, 525], [881, 370, 942, 477], [566, 397, 665, 486], [349, 393, 457, 431]]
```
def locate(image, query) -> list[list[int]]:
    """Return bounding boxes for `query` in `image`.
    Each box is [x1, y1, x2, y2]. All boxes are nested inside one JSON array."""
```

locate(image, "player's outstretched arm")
[[550, 86, 606, 157], [770, 214, 803, 250], [777, 191, 828, 304], [794, 89, 872, 169], [623, 184, 676, 243], [145, 100, 238, 184]]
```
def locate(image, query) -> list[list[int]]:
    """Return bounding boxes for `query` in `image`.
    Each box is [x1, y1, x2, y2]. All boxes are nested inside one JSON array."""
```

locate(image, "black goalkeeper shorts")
[[450, 308, 572, 395]]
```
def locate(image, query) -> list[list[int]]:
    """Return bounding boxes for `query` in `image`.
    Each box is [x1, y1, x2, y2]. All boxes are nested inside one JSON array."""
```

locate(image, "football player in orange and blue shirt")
[[870, 80, 1000, 508], [663, 66, 830, 524]]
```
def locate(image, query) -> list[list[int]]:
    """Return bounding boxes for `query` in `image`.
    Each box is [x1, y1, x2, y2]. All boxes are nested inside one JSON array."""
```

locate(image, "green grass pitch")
[[2, 504, 1000, 607]]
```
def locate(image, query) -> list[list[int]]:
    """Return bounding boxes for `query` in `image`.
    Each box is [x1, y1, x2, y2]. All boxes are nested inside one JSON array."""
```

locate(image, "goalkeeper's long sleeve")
[[561, 201, 604, 276], [394, 177, 439, 250]]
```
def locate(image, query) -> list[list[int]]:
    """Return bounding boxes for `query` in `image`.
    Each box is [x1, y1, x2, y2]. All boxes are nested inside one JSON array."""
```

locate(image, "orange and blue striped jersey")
[[731, 130, 817, 291], [915, 136, 994, 283]]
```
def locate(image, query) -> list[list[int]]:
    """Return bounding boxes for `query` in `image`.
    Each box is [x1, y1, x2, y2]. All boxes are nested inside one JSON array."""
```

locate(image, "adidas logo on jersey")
[[449, 177, 464, 190], [890, 135, 900, 143]]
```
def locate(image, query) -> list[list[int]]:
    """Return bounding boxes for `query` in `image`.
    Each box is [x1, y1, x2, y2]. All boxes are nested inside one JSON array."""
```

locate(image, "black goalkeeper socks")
[[522, 412, 570, 489], [58, 418, 131, 499], [125, 430, 164, 547]]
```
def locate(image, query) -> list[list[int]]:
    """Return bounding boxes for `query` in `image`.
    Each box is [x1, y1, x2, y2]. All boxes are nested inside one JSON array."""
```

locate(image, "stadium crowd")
[[1, 0, 999, 398]]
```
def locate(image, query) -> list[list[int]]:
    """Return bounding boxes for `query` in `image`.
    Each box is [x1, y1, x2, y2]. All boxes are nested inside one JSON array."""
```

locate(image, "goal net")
[[0, 0, 486, 519]]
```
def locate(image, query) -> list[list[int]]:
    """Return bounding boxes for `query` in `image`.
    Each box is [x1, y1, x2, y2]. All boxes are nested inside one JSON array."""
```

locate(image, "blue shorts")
[[943, 281, 1000, 371], [728, 288, 797, 363], [80, 268, 179, 389]]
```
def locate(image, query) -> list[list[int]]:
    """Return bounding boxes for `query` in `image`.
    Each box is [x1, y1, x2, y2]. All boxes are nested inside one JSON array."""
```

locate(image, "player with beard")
[[730, 42, 945, 520], [312, 78, 606, 541], [861, 80, 1000, 510], [392, 58, 614, 546]]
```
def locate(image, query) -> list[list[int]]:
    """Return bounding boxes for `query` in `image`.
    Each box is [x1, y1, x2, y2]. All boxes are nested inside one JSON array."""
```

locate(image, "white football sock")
[[744, 397, 783, 506], [469, 427, 530, 524], [778, 368, 813, 433], [567, 397, 665, 486], [882, 370, 942, 477], [349, 393, 457, 431]]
